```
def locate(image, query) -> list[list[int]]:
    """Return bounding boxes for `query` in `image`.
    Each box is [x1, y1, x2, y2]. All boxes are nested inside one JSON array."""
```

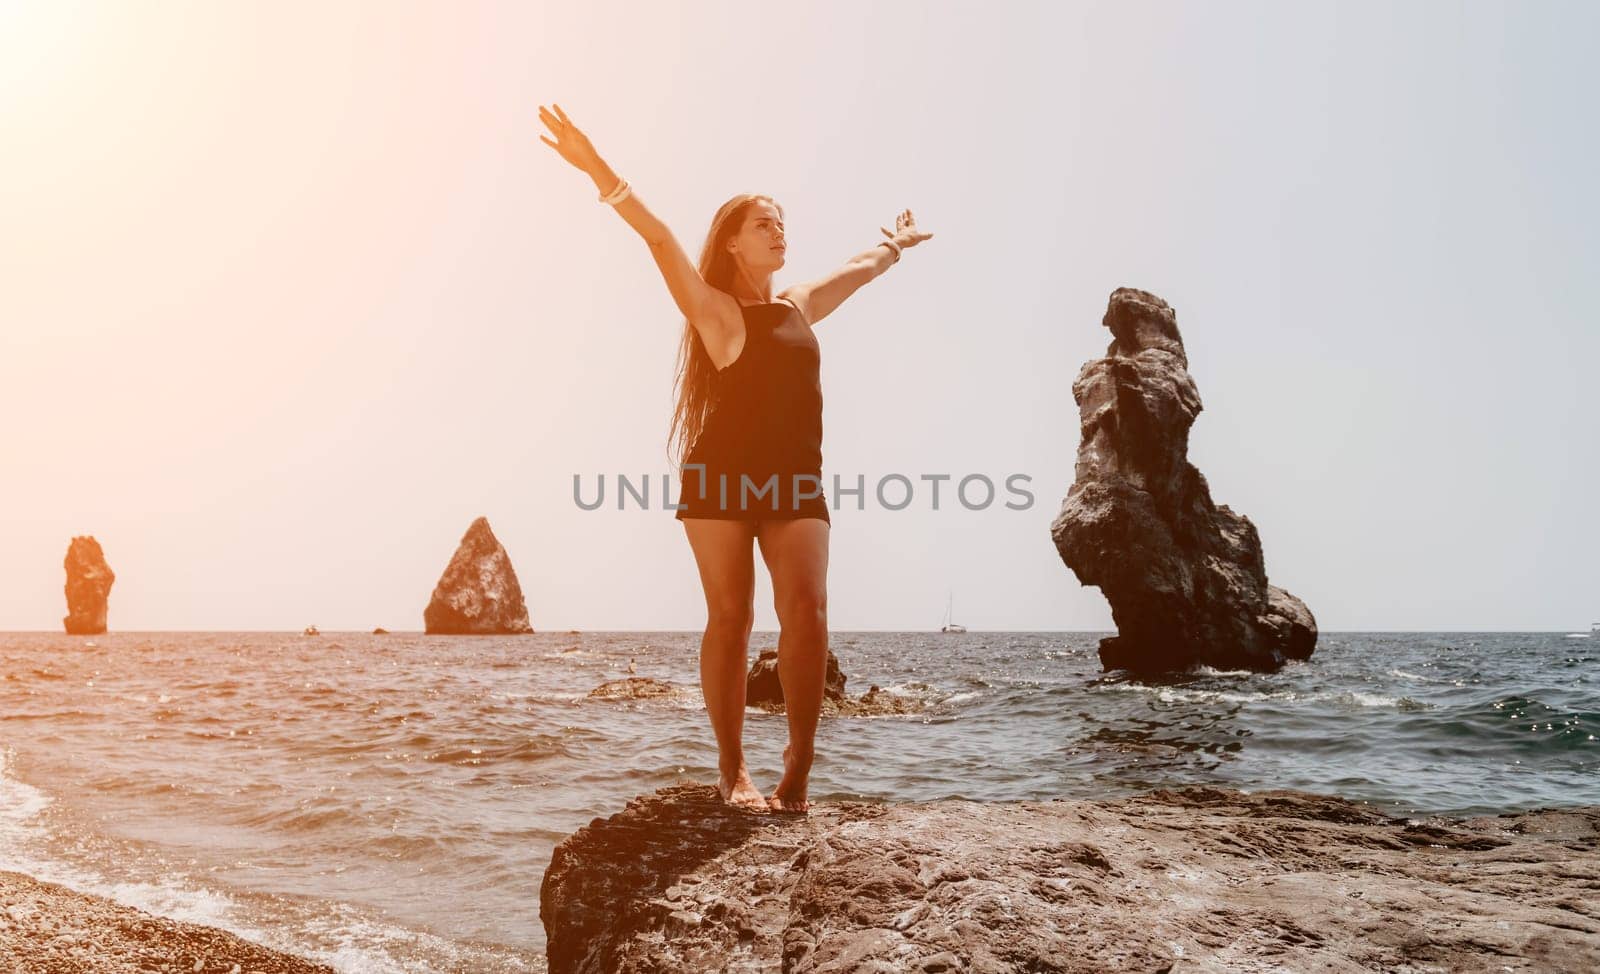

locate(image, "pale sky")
[[2, 1, 1595, 632]]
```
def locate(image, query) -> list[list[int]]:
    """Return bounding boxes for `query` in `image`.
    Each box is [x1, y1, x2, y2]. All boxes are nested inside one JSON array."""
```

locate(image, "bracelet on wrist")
[[877, 238, 902, 263], [599, 177, 632, 205]]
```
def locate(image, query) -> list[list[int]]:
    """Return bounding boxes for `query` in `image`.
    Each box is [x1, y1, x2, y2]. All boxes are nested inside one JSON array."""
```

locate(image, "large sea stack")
[[1050, 288, 1316, 674], [423, 516, 534, 634], [62, 535, 115, 635]]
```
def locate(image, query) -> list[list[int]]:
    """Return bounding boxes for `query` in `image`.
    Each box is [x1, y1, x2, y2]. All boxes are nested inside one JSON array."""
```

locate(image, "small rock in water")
[[745, 648, 846, 706], [589, 677, 677, 701]]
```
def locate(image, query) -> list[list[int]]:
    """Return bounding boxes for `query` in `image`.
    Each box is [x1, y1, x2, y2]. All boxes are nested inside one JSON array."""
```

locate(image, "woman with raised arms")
[[538, 103, 933, 813]]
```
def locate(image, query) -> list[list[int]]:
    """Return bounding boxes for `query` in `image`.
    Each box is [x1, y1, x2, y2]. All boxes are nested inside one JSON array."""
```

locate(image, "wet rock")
[[423, 516, 534, 634], [751, 682, 930, 718], [63, 536, 115, 635], [829, 683, 927, 716], [541, 784, 1600, 974], [589, 677, 679, 700], [1050, 287, 1317, 674], [745, 648, 846, 707]]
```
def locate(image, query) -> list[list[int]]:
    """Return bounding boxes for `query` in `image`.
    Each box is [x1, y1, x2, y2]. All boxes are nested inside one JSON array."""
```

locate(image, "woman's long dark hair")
[[667, 193, 783, 466]]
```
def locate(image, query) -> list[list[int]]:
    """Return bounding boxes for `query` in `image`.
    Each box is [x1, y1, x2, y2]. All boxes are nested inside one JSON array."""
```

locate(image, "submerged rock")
[[62, 536, 115, 635], [540, 784, 1600, 974], [745, 647, 846, 707], [831, 682, 926, 716], [750, 682, 931, 718], [589, 677, 679, 700], [423, 516, 534, 634], [1050, 287, 1316, 674]]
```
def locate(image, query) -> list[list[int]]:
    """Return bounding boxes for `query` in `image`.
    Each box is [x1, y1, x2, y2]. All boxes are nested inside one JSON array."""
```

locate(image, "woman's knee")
[[706, 597, 755, 636], [776, 592, 827, 632]]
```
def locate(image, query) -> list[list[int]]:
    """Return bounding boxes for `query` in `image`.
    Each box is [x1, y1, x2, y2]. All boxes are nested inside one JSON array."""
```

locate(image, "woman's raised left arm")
[[782, 209, 933, 326]]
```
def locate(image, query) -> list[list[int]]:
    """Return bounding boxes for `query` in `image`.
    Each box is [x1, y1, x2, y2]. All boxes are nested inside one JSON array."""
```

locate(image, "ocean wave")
[[0, 749, 53, 847], [3, 749, 533, 971], [1091, 682, 1433, 711], [423, 733, 577, 765]]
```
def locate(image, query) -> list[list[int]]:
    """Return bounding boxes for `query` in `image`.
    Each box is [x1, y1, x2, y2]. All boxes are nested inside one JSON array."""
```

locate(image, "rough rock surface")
[[1050, 288, 1316, 674], [541, 784, 1600, 974], [0, 869, 332, 973], [746, 648, 847, 706], [422, 516, 533, 634], [62, 535, 115, 635]]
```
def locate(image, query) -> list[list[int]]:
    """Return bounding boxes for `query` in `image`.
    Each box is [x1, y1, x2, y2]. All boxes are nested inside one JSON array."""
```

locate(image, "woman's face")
[[727, 201, 786, 271]]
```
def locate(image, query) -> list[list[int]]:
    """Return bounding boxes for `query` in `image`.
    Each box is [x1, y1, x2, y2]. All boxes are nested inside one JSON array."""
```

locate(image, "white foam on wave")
[[1, 747, 488, 974], [1097, 683, 1298, 704], [1, 747, 267, 939], [1338, 690, 1402, 708], [1097, 683, 1421, 710], [0, 747, 54, 847]]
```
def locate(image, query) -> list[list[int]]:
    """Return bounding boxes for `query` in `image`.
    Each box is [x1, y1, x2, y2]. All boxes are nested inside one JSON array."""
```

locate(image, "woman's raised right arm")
[[537, 103, 720, 325]]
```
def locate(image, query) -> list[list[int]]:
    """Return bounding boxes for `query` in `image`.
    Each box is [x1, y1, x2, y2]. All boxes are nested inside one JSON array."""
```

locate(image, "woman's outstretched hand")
[[881, 209, 934, 249], [537, 103, 601, 175]]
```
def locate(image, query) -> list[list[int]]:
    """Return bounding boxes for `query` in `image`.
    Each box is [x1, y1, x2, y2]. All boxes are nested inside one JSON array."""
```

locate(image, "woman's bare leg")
[[755, 516, 830, 812], [682, 518, 765, 811]]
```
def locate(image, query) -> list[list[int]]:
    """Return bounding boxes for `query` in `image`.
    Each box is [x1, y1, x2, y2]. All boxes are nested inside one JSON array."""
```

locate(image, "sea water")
[[1, 630, 1595, 971]]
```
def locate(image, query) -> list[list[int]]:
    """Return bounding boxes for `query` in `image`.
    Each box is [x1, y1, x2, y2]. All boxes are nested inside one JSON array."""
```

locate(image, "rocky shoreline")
[[9, 783, 1596, 973], [541, 784, 1600, 973], [0, 870, 332, 974]]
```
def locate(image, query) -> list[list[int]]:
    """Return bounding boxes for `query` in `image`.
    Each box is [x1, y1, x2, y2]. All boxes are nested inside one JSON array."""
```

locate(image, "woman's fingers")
[[538, 135, 557, 149], [554, 103, 571, 124]]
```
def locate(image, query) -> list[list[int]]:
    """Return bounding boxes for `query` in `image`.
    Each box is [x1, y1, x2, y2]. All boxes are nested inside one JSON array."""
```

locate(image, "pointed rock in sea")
[[423, 516, 534, 634], [1050, 287, 1316, 674], [63, 536, 115, 635]]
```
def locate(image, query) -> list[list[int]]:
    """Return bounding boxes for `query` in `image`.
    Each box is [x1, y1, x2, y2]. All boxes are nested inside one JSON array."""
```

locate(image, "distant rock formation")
[[745, 647, 845, 707], [1051, 288, 1316, 674], [540, 784, 1600, 974], [62, 536, 114, 635], [372, 627, 389, 635], [423, 516, 534, 634]]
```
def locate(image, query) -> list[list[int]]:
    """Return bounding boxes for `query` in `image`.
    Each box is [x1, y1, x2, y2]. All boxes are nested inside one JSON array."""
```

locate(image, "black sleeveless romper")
[[675, 295, 829, 524]]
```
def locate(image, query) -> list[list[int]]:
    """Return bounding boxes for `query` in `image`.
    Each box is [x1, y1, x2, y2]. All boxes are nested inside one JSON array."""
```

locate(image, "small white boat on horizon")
[[939, 591, 967, 634], [1563, 622, 1598, 638]]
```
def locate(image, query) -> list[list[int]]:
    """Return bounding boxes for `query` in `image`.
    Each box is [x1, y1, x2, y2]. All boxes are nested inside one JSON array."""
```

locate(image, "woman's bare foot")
[[766, 743, 813, 814], [717, 763, 769, 813]]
